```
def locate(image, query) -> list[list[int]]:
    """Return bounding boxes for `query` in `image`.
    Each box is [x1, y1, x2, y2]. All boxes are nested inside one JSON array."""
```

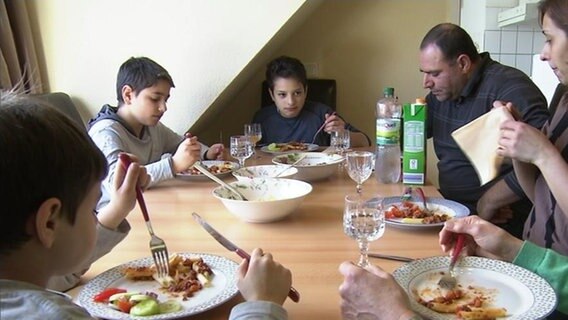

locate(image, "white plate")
[[175, 161, 238, 181], [382, 197, 470, 229], [77, 253, 239, 319], [260, 143, 319, 154], [393, 256, 557, 320]]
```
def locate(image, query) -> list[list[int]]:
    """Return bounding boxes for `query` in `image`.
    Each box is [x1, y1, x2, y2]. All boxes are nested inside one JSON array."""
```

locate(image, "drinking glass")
[[331, 130, 351, 156], [244, 123, 262, 149], [230, 135, 253, 168], [343, 195, 385, 268], [346, 151, 375, 194], [244, 123, 262, 158]]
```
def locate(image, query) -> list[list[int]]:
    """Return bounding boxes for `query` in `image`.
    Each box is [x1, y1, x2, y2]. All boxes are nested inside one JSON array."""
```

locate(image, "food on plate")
[[92, 288, 182, 316], [181, 162, 234, 175], [123, 253, 214, 300], [385, 201, 451, 224], [414, 279, 507, 319], [267, 141, 308, 152]]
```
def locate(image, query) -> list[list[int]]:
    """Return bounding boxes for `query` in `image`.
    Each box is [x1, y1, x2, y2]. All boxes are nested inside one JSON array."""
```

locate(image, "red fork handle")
[[451, 234, 465, 265], [235, 248, 300, 303], [118, 153, 150, 222]]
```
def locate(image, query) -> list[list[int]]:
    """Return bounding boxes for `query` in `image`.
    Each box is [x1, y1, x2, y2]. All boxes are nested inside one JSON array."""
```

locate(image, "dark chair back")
[[261, 79, 337, 110], [33, 92, 84, 129]]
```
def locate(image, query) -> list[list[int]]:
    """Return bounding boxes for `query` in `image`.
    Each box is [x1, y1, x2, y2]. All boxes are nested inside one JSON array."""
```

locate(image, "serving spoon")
[[192, 162, 248, 201]]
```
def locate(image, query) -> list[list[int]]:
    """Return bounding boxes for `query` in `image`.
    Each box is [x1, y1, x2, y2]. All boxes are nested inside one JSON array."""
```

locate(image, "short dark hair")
[[265, 56, 307, 91], [539, 0, 568, 36], [420, 23, 480, 63], [116, 57, 175, 105], [0, 92, 108, 255]]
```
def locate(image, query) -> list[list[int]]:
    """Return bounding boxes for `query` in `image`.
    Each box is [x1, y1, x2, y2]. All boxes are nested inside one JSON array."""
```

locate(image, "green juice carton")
[[402, 99, 427, 185]]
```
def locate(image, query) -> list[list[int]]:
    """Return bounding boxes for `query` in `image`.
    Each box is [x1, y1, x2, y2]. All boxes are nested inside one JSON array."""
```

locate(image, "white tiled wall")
[[483, 7, 545, 76]]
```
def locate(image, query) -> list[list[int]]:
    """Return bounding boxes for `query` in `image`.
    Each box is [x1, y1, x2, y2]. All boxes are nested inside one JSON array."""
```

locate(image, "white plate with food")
[[260, 142, 319, 154], [272, 152, 344, 182], [176, 161, 238, 181], [77, 253, 239, 319], [383, 197, 470, 229], [393, 256, 557, 320]]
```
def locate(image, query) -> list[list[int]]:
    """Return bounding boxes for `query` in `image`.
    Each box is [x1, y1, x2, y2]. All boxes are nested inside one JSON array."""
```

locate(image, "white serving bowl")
[[212, 178, 312, 223], [271, 152, 344, 182], [232, 165, 298, 181]]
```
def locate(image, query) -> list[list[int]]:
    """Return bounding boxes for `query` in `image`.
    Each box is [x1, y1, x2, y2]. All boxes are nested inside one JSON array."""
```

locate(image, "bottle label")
[[403, 121, 424, 152], [376, 118, 400, 145]]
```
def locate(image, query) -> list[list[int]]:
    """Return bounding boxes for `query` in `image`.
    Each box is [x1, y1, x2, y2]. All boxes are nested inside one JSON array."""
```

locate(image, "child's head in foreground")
[[0, 92, 107, 284]]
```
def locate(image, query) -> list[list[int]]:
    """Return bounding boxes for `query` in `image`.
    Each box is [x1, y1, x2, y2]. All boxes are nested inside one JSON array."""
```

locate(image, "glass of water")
[[346, 151, 375, 194], [230, 135, 253, 168], [343, 195, 385, 268], [331, 130, 350, 156]]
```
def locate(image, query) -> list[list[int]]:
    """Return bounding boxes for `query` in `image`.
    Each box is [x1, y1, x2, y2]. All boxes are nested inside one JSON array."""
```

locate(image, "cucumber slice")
[[267, 143, 279, 151], [159, 300, 183, 314], [130, 299, 160, 316], [129, 294, 152, 302]]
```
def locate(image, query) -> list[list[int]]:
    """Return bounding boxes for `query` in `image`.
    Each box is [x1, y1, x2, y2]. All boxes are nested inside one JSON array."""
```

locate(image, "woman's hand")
[[439, 216, 523, 263]]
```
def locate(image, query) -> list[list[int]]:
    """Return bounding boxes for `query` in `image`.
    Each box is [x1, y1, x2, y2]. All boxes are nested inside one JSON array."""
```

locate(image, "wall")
[[483, 2, 545, 76], [29, 0, 306, 133]]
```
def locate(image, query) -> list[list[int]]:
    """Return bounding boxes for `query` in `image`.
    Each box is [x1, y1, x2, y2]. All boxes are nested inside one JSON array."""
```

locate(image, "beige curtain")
[[0, 0, 43, 93]]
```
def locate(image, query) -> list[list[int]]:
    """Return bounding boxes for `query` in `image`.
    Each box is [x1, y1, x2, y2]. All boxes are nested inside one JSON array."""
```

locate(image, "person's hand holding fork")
[[323, 112, 346, 133], [172, 134, 202, 173]]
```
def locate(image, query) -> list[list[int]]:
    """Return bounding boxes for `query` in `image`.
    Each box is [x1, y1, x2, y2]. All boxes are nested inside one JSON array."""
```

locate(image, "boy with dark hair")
[[88, 56, 224, 209], [254, 55, 369, 147], [0, 93, 292, 319], [0, 92, 147, 317]]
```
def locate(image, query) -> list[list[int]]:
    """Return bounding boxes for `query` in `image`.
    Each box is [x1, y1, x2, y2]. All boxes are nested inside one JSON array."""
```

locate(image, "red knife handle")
[[236, 248, 300, 303]]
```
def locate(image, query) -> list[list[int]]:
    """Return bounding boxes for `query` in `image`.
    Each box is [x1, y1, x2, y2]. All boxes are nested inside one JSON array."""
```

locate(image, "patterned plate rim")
[[175, 161, 239, 181], [392, 256, 557, 320], [271, 152, 344, 166], [383, 197, 470, 229], [77, 253, 239, 320], [260, 143, 319, 154]]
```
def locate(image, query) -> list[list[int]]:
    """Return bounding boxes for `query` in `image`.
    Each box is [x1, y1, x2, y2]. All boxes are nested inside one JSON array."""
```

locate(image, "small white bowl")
[[212, 178, 312, 223], [272, 152, 344, 181], [232, 165, 298, 181]]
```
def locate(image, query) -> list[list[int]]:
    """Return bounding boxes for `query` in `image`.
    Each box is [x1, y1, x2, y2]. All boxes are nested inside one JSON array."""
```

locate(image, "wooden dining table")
[[68, 147, 447, 319]]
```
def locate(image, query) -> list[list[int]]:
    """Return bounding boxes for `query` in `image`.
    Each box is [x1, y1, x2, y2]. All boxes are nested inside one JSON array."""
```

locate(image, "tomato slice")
[[93, 288, 127, 303]]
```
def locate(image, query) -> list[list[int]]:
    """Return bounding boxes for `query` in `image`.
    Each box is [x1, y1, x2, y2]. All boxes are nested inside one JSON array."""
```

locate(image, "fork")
[[119, 154, 170, 279], [438, 233, 465, 290], [311, 111, 337, 145], [415, 187, 433, 214]]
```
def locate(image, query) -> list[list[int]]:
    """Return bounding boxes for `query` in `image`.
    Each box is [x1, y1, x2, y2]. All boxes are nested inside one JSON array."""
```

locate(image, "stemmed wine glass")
[[244, 123, 262, 156], [230, 135, 253, 168], [343, 195, 385, 268], [345, 151, 375, 194]]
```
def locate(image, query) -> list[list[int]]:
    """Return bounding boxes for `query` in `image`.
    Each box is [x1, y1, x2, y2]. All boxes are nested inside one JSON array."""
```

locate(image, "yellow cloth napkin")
[[451, 107, 514, 186]]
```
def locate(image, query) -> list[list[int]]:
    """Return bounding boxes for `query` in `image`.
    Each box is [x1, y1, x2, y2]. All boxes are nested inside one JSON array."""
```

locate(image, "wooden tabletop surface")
[[68, 148, 446, 319]]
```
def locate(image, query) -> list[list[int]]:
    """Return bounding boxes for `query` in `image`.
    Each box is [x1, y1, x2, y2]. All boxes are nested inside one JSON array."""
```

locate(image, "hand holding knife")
[[192, 213, 300, 303]]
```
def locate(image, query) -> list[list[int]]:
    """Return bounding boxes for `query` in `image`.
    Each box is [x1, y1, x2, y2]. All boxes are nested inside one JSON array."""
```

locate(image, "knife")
[[191, 212, 300, 303], [368, 253, 414, 263]]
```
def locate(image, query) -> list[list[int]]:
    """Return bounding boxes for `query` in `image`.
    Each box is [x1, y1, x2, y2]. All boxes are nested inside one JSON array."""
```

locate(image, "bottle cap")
[[383, 87, 394, 96]]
